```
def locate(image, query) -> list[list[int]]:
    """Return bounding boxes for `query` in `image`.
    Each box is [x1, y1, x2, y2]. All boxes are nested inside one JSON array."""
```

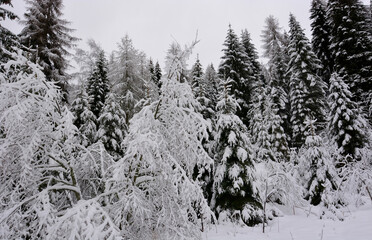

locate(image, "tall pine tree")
[[327, 0, 372, 111], [310, 0, 333, 84], [20, 0, 78, 101], [261, 15, 291, 141], [203, 64, 220, 112], [190, 55, 204, 97], [86, 50, 110, 120], [213, 77, 261, 226], [218, 25, 251, 127], [241, 29, 261, 91], [287, 14, 326, 148]]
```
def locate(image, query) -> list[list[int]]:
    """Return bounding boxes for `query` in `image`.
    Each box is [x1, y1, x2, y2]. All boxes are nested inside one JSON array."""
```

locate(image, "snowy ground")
[[203, 204, 372, 240]]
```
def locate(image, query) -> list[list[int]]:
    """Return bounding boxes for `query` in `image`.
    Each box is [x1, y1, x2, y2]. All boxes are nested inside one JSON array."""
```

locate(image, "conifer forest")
[[0, 0, 372, 239]]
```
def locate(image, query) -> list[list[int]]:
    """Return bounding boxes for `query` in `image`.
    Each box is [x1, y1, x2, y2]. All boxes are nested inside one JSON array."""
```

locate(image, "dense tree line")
[[1, 0, 371, 239]]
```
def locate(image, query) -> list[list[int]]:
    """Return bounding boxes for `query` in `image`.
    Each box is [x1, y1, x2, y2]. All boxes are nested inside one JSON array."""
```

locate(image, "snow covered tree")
[[327, 0, 372, 111], [70, 87, 97, 147], [241, 29, 261, 92], [97, 93, 127, 159], [19, 0, 78, 101], [190, 55, 204, 96], [310, 0, 333, 84], [0, 48, 121, 239], [297, 118, 339, 214], [261, 16, 290, 137], [203, 64, 220, 110], [337, 146, 372, 207], [255, 160, 305, 232], [327, 73, 368, 160], [219, 25, 251, 127], [213, 77, 261, 226], [105, 40, 214, 239], [109, 35, 147, 101], [287, 14, 326, 148], [86, 50, 110, 119], [250, 82, 276, 163], [154, 61, 162, 89], [250, 79, 289, 163]]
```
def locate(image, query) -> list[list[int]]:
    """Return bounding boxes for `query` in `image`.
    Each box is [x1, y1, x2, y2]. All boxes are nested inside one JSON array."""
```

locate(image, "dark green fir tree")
[[20, 0, 78, 101], [86, 50, 110, 120], [287, 14, 326, 148]]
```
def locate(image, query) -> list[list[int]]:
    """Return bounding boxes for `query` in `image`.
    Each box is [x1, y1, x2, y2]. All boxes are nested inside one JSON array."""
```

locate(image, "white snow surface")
[[203, 204, 372, 240]]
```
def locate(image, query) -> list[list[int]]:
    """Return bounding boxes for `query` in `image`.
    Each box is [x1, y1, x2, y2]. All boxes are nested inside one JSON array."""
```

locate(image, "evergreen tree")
[[310, 0, 333, 84], [148, 58, 157, 86], [190, 55, 204, 96], [327, 73, 367, 159], [97, 93, 127, 159], [241, 29, 261, 90], [86, 50, 110, 119], [298, 118, 338, 207], [154, 61, 162, 89], [250, 79, 289, 162], [213, 77, 261, 226], [327, 0, 372, 109], [218, 25, 251, 127], [70, 88, 90, 130], [261, 15, 290, 138], [70, 88, 97, 146], [20, 0, 78, 101], [287, 14, 326, 148], [203, 64, 220, 111], [250, 83, 276, 163]]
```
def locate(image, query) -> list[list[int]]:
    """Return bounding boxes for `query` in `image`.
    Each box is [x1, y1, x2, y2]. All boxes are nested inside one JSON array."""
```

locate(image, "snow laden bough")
[[0, 49, 120, 239]]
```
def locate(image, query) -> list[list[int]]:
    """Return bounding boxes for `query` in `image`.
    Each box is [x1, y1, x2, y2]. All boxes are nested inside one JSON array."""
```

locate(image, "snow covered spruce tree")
[[287, 14, 326, 148], [310, 0, 333, 84], [212, 77, 261, 226], [97, 93, 127, 159], [250, 81, 276, 163], [261, 16, 290, 137], [297, 118, 339, 217], [70, 88, 97, 146], [154, 60, 162, 89], [218, 25, 251, 127], [20, 0, 78, 101], [241, 29, 261, 92], [327, 0, 372, 115], [86, 50, 110, 120], [203, 64, 220, 111], [148, 58, 160, 91], [105, 40, 214, 239], [190, 55, 214, 120], [190, 55, 204, 97], [250, 81, 290, 163], [327, 73, 368, 161]]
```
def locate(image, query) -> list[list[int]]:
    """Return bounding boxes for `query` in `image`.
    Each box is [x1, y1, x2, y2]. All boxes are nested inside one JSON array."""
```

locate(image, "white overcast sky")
[[2, 0, 370, 69]]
